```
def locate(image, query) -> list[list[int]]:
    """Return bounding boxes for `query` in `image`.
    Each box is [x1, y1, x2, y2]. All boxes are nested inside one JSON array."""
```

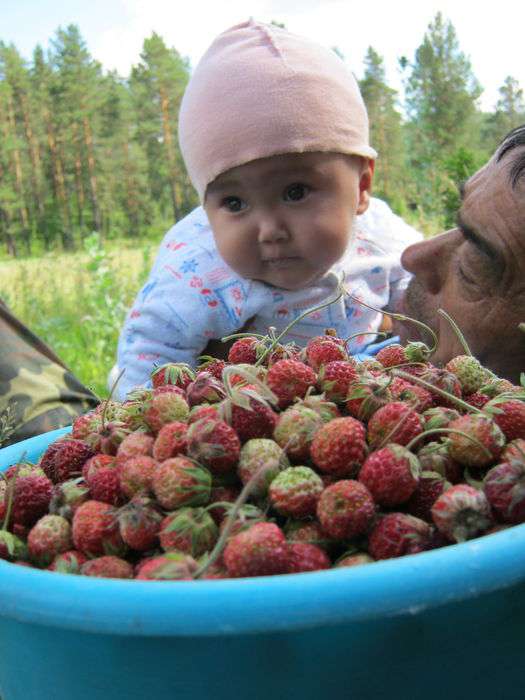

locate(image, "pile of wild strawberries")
[[1, 332, 525, 580]]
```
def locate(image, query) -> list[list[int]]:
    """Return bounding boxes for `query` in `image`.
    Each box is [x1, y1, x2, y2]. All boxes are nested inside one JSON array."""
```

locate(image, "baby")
[[114, 19, 421, 399]]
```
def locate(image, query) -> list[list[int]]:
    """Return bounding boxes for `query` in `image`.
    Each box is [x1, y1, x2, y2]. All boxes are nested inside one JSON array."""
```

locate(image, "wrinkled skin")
[[394, 144, 525, 383]]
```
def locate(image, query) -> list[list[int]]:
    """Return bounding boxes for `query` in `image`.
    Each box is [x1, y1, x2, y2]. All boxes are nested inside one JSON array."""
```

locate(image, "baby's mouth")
[[263, 257, 300, 269]]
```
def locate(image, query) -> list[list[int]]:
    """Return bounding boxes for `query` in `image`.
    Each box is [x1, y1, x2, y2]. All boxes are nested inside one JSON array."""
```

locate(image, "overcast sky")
[[2, 0, 524, 111]]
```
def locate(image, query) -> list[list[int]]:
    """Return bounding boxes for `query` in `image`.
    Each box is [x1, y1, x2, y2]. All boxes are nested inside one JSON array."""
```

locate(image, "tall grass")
[[0, 234, 157, 398]]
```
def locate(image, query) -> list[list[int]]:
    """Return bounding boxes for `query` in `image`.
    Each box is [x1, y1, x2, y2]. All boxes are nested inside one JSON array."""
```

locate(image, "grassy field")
[[0, 233, 159, 398]]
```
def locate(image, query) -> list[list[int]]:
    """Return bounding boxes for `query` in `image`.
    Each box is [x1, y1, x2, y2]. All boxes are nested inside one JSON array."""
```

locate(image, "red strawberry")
[[417, 441, 463, 484], [71, 411, 102, 440], [483, 461, 525, 524], [224, 391, 278, 443], [390, 377, 433, 412], [81, 555, 133, 579], [119, 455, 158, 498], [447, 414, 505, 469], [152, 421, 188, 461], [152, 456, 212, 510], [366, 401, 424, 450], [335, 552, 374, 567], [237, 438, 289, 497], [368, 513, 432, 559], [196, 356, 227, 380], [9, 474, 53, 527], [40, 439, 94, 484], [82, 454, 116, 482], [318, 360, 359, 403], [300, 394, 341, 423], [420, 368, 463, 408], [48, 550, 87, 574], [72, 500, 126, 557], [266, 359, 317, 408], [422, 406, 462, 434], [345, 374, 392, 421], [151, 362, 195, 390], [268, 466, 324, 518], [228, 337, 259, 364], [485, 398, 525, 441], [188, 403, 220, 424], [502, 439, 525, 464], [273, 405, 323, 462], [316, 480, 375, 539], [117, 497, 163, 550], [115, 432, 154, 469], [405, 471, 451, 522], [49, 478, 90, 520], [89, 467, 123, 506], [287, 542, 331, 573], [310, 417, 367, 477], [186, 417, 241, 474], [143, 391, 189, 432], [159, 507, 218, 557], [223, 522, 290, 577], [207, 485, 241, 525], [376, 343, 407, 368], [135, 552, 198, 580], [359, 444, 420, 506], [27, 515, 72, 566], [465, 392, 491, 410], [186, 372, 226, 407], [284, 519, 335, 553], [304, 334, 348, 371], [431, 484, 492, 542]]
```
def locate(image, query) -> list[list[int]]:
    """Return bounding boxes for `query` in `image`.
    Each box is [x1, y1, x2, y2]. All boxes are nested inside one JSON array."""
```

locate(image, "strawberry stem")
[[406, 428, 493, 459], [392, 369, 484, 414], [101, 368, 126, 430], [436, 309, 473, 356]]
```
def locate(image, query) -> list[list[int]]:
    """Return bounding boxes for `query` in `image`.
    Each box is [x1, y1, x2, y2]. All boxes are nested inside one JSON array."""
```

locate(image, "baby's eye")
[[283, 183, 309, 202], [222, 196, 246, 213]]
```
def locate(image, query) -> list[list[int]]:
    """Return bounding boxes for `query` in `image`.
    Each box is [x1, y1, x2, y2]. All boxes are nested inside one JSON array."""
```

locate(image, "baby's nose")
[[257, 215, 290, 244]]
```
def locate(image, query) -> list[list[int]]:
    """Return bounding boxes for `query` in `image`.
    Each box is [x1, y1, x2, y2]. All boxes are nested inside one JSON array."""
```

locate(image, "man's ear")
[[356, 158, 375, 215]]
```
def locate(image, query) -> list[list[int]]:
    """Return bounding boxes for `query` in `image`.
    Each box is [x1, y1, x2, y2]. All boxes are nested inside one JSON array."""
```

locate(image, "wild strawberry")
[[186, 372, 226, 407], [119, 454, 158, 499], [480, 377, 521, 398], [48, 550, 87, 574], [310, 417, 367, 477], [318, 360, 359, 402], [39, 438, 94, 484], [228, 336, 259, 365], [287, 542, 331, 573], [72, 500, 126, 557], [266, 359, 317, 408], [265, 342, 302, 367], [376, 343, 407, 368], [4, 463, 45, 480], [82, 453, 116, 482], [390, 377, 433, 412], [49, 478, 90, 520], [273, 405, 323, 462], [188, 403, 220, 424], [71, 411, 102, 440], [447, 414, 505, 469], [237, 438, 289, 497], [483, 462, 525, 524], [223, 391, 278, 443], [368, 513, 432, 559], [317, 480, 375, 540], [143, 391, 189, 432], [465, 391, 491, 410], [284, 519, 335, 553], [81, 555, 133, 579], [152, 457, 212, 510], [159, 507, 218, 557], [27, 515, 72, 567], [207, 485, 241, 525], [485, 398, 525, 441], [268, 466, 324, 518], [135, 552, 198, 580], [445, 355, 486, 395], [502, 438, 525, 463], [431, 484, 492, 542], [405, 471, 451, 522], [9, 473, 53, 527], [151, 362, 195, 390], [223, 522, 290, 577], [89, 467, 123, 506], [0, 532, 28, 562], [357, 359, 384, 373], [218, 504, 266, 540], [196, 356, 227, 380], [422, 406, 462, 434], [359, 444, 420, 506], [186, 417, 241, 474], [345, 373, 392, 421], [366, 401, 424, 450], [152, 421, 188, 461], [95, 421, 131, 455], [117, 497, 163, 550], [417, 441, 463, 483], [226, 363, 268, 388], [335, 551, 374, 567], [115, 432, 154, 469], [304, 334, 348, 371], [300, 394, 341, 422], [420, 368, 463, 408]]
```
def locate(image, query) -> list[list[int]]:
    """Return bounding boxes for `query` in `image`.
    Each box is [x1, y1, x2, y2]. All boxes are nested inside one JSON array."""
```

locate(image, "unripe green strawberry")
[[359, 444, 420, 507], [310, 417, 367, 477], [238, 438, 289, 497], [28, 514, 72, 567], [152, 456, 211, 510], [268, 466, 324, 518], [135, 552, 198, 580], [0, 531, 28, 562], [81, 555, 133, 579], [273, 405, 323, 462], [317, 480, 375, 540], [447, 414, 505, 469], [431, 484, 492, 542], [159, 507, 218, 557], [335, 551, 374, 567], [445, 355, 486, 395], [48, 550, 87, 574], [368, 512, 432, 559], [223, 522, 290, 577]]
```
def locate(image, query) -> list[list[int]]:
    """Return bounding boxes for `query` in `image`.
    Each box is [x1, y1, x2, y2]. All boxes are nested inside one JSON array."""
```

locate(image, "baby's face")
[[204, 152, 372, 291]]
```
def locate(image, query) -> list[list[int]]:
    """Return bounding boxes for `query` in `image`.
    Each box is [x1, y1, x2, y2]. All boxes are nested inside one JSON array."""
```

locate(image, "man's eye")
[[458, 264, 476, 286], [222, 197, 245, 212], [283, 183, 309, 202]]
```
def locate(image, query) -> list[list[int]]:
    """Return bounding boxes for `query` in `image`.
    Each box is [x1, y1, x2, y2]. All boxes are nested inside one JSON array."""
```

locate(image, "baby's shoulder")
[[354, 198, 423, 254]]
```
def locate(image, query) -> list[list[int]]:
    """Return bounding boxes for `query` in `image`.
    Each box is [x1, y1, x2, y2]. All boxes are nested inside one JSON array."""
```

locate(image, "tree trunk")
[[82, 115, 102, 232], [42, 104, 72, 245], [71, 121, 85, 229], [20, 92, 45, 224], [122, 139, 139, 236], [5, 92, 31, 253], [159, 86, 179, 221]]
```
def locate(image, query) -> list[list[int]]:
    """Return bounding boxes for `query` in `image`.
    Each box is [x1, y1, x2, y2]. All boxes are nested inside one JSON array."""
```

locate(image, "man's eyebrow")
[[456, 212, 502, 263]]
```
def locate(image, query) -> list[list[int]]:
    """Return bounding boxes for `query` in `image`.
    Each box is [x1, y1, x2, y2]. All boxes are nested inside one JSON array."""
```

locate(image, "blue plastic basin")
[[1, 429, 525, 700]]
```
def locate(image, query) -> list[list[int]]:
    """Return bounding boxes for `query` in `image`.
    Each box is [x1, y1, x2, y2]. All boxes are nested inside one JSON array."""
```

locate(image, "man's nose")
[[401, 229, 458, 295]]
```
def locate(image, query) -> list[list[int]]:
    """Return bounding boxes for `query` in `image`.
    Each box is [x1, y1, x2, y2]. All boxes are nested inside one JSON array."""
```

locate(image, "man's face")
[[204, 152, 372, 291], [394, 146, 525, 383]]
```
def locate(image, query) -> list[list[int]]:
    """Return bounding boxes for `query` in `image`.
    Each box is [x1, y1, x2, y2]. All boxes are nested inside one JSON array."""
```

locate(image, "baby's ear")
[[356, 158, 375, 215]]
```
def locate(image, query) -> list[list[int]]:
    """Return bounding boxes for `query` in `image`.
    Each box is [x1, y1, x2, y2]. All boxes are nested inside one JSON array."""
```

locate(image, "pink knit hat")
[[178, 19, 377, 200]]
